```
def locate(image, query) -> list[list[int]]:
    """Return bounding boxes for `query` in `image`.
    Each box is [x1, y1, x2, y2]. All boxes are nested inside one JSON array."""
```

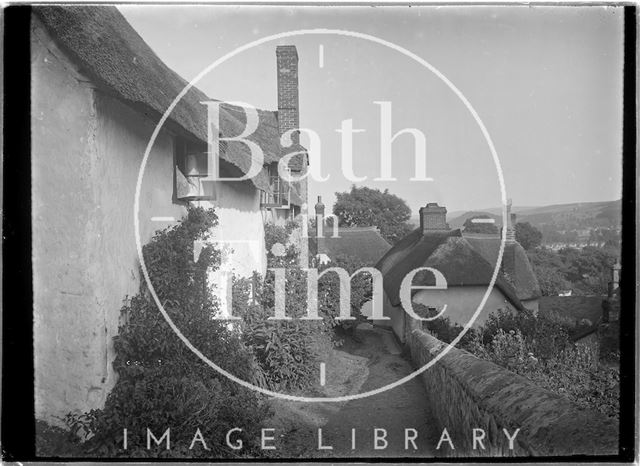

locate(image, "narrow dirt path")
[[269, 324, 441, 459]]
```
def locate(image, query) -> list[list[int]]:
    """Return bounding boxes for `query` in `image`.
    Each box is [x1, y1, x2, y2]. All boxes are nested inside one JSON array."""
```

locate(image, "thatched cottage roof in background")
[[311, 227, 392, 266], [464, 234, 542, 301], [375, 228, 525, 310], [35, 6, 307, 191]]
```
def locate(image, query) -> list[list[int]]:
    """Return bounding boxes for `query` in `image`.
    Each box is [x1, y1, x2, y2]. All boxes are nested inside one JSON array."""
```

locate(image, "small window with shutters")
[[174, 139, 216, 203]]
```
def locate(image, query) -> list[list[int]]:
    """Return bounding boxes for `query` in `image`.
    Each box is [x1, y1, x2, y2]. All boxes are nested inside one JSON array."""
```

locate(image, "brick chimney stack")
[[420, 203, 449, 234], [276, 45, 299, 146]]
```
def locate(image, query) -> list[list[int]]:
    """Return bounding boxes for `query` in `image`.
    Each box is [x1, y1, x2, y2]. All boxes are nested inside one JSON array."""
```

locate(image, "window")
[[174, 140, 216, 202], [260, 162, 290, 208]]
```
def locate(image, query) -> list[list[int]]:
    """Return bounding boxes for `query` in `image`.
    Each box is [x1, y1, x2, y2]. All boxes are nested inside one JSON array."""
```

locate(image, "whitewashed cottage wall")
[[31, 19, 266, 425]]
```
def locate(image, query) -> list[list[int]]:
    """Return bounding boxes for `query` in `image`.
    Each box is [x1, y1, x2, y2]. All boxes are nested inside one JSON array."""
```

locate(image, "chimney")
[[505, 199, 516, 243], [276, 45, 299, 146], [420, 203, 449, 234], [315, 196, 325, 237], [612, 259, 621, 292]]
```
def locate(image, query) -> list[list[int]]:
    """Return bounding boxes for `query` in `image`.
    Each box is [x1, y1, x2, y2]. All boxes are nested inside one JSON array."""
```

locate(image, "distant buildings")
[[310, 196, 392, 266]]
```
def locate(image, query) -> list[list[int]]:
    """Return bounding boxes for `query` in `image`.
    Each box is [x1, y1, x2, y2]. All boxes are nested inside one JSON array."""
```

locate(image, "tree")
[[532, 264, 572, 296], [528, 246, 619, 296], [560, 246, 617, 295], [463, 215, 499, 234], [333, 186, 413, 244], [515, 222, 543, 250]]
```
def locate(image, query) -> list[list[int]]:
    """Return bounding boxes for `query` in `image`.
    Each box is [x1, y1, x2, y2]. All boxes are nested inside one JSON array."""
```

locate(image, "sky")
[[120, 5, 624, 216]]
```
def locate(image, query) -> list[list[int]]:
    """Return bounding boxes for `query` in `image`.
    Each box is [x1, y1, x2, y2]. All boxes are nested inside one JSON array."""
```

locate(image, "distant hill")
[[448, 211, 502, 229], [441, 200, 621, 243]]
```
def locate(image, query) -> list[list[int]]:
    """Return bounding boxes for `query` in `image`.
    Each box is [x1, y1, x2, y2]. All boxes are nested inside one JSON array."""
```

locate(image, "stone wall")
[[408, 328, 619, 456]]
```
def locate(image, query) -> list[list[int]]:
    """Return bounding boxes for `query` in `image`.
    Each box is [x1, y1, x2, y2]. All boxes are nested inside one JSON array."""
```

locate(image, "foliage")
[[333, 186, 413, 244], [481, 308, 571, 361], [599, 320, 620, 364], [233, 221, 335, 391], [413, 303, 478, 348], [317, 253, 374, 329], [527, 245, 619, 296], [559, 246, 617, 295], [36, 420, 84, 457], [533, 265, 571, 296], [515, 222, 543, 250], [465, 309, 619, 420], [64, 207, 270, 458], [263, 220, 300, 266], [527, 247, 573, 295], [462, 215, 498, 234], [419, 303, 619, 419]]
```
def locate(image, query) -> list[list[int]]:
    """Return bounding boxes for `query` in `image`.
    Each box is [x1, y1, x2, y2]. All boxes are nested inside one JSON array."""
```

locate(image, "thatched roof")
[[463, 234, 542, 301], [34, 6, 307, 191], [311, 227, 392, 266], [375, 228, 524, 310], [220, 104, 306, 170]]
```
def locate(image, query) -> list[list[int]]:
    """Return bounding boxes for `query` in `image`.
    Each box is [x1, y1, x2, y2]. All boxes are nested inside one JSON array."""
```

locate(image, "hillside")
[[436, 200, 621, 245]]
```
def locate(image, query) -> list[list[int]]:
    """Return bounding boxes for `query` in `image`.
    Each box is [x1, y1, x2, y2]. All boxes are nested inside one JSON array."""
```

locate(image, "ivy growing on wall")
[[62, 207, 270, 458]]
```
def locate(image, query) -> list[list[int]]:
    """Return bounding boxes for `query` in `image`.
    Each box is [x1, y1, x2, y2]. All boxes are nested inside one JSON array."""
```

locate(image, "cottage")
[[311, 196, 392, 266], [374, 203, 540, 343], [32, 6, 307, 425]]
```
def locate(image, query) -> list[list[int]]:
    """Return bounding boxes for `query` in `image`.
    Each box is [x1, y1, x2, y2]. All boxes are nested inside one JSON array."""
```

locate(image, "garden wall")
[[408, 327, 619, 456]]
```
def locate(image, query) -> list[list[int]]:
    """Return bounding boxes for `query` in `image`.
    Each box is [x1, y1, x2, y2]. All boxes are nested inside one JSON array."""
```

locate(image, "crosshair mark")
[[320, 362, 326, 386], [471, 218, 496, 224]]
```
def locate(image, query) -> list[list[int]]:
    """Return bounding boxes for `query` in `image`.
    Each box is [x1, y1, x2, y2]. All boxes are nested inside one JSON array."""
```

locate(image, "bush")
[[468, 309, 619, 420], [64, 207, 270, 458], [36, 420, 84, 457], [481, 308, 570, 361], [232, 221, 335, 391], [317, 253, 373, 330], [412, 303, 478, 349]]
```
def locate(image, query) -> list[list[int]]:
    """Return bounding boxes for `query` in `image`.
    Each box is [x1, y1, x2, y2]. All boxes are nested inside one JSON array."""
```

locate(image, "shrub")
[[232, 221, 335, 391], [64, 207, 270, 458], [469, 308, 619, 420], [36, 420, 84, 457], [411, 303, 478, 349], [317, 253, 373, 330], [481, 308, 570, 361]]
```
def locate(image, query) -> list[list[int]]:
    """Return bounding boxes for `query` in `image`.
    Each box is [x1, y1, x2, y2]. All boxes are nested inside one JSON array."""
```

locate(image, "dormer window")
[[174, 140, 216, 202]]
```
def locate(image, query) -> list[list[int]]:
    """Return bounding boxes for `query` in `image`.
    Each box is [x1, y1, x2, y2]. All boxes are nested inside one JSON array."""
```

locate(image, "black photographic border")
[[2, 3, 636, 462]]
